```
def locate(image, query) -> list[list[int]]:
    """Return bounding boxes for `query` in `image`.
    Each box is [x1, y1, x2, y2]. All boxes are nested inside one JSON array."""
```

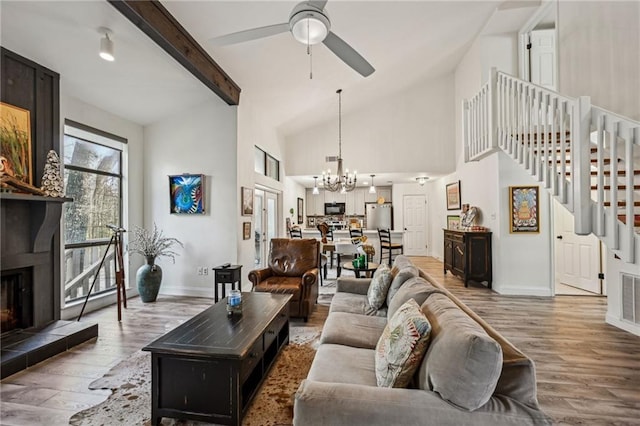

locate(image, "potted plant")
[[129, 223, 183, 302]]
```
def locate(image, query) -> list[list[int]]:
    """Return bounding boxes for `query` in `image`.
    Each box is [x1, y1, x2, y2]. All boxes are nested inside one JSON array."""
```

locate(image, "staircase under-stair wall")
[[463, 68, 640, 335]]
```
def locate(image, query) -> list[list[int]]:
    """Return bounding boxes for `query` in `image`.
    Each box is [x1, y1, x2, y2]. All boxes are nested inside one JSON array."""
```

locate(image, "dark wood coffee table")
[[342, 262, 380, 278], [142, 292, 292, 426]]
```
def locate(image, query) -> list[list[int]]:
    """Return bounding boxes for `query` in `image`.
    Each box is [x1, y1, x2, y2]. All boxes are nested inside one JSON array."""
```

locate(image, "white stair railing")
[[464, 68, 640, 265]]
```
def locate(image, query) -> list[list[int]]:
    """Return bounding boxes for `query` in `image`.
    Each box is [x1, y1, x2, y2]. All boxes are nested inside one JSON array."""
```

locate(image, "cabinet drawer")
[[216, 271, 233, 281], [241, 339, 263, 382], [444, 231, 464, 243], [264, 312, 288, 350]]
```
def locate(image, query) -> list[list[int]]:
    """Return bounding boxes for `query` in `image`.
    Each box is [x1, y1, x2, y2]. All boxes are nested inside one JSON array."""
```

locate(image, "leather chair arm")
[[248, 268, 273, 287], [301, 268, 319, 299]]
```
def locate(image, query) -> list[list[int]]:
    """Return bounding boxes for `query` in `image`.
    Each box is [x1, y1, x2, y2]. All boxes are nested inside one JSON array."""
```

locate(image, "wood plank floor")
[[2, 258, 640, 425], [411, 256, 640, 426]]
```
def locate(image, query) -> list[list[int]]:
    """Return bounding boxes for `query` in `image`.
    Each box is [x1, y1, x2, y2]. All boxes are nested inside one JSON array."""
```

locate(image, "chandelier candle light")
[[323, 89, 357, 193]]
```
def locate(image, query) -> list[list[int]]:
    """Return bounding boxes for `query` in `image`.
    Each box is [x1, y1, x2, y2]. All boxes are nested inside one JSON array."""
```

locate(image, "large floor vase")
[[137, 257, 163, 303]]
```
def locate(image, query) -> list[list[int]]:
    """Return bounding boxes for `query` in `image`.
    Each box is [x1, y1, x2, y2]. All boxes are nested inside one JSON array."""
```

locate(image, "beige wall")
[[558, 1, 640, 121]]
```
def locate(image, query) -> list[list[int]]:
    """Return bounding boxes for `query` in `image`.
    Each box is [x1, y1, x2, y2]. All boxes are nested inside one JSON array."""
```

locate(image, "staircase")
[[463, 68, 640, 266]]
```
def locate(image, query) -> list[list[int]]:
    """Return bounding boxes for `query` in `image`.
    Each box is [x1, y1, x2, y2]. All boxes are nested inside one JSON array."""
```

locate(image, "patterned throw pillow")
[[367, 264, 393, 309], [375, 299, 432, 388]]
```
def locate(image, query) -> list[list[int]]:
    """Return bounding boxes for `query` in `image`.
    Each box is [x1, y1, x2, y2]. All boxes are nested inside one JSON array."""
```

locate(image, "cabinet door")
[[443, 236, 454, 269], [377, 187, 392, 203], [313, 191, 325, 215], [345, 191, 356, 215], [354, 190, 366, 215], [306, 189, 315, 215], [452, 241, 466, 276]]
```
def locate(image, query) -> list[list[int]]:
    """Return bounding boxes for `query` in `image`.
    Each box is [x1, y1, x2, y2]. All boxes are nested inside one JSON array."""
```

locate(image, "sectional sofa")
[[293, 256, 552, 425]]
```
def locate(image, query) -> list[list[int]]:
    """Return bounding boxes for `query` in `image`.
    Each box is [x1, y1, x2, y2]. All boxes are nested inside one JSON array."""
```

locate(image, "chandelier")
[[322, 89, 357, 193]]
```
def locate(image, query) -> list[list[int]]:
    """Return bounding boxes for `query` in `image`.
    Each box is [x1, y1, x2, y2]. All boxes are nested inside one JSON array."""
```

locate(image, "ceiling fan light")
[[291, 13, 328, 45]]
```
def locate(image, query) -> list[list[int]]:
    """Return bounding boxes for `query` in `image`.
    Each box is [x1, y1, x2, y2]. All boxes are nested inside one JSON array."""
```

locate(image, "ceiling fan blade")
[[210, 23, 290, 46], [323, 31, 375, 77], [307, 0, 328, 10]]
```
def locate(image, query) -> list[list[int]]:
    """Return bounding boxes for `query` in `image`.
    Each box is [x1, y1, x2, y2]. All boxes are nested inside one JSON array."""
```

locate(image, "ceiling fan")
[[210, 0, 375, 77]]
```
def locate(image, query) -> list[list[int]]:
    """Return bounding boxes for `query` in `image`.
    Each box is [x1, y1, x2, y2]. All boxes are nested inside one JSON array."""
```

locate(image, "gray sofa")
[[293, 256, 551, 425]]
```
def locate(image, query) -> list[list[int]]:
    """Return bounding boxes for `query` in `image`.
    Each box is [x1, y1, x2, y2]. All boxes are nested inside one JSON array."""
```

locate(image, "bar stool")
[[289, 227, 302, 238], [378, 228, 403, 266]]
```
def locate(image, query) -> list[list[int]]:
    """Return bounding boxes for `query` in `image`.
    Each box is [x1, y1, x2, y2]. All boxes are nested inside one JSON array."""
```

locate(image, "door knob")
[[556, 235, 563, 239]]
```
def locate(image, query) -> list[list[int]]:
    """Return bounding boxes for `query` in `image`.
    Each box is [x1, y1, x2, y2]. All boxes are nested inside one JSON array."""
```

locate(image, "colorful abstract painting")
[[509, 185, 539, 233], [169, 174, 204, 214]]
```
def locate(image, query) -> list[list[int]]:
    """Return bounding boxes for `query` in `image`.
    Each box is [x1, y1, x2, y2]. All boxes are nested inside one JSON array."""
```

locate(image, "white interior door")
[[553, 199, 603, 294], [403, 194, 428, 256], [529, 29, 557, 90]]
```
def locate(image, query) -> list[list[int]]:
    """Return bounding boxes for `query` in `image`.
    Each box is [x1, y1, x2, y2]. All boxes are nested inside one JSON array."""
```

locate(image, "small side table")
[[341, 262, 380, 279], [212, 265, 242, 303]]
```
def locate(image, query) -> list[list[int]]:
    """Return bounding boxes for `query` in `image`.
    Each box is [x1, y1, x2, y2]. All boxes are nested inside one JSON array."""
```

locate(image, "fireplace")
[[1, 268, 33, 334]]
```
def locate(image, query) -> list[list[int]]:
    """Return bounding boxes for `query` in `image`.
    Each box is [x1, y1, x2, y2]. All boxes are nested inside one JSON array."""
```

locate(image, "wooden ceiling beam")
[[108, 0, 241, 105]]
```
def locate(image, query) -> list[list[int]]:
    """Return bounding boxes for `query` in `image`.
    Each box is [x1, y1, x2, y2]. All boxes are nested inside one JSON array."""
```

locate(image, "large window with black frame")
[[62, 121, 127, 304]]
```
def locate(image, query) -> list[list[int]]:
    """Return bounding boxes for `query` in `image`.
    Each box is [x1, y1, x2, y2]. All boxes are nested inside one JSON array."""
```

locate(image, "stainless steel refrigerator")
[[365, 203, 393, 230]]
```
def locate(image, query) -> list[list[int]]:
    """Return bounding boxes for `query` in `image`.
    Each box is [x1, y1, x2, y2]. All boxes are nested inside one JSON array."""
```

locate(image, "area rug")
[[70, 298, 332, 425]]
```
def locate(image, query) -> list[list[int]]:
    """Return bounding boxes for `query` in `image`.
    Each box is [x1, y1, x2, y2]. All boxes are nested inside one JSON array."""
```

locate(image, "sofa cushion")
[[387, 276, 442, 319], [375, 299, 432, 388], [320, 312, 387, 349], [329, 292, 387, 317], [367, 264, 393, 309], [392, 255, 413, 269], [418, 293, 503, 411], [386, 265, 419, 306], [307, 344, 377, 387]]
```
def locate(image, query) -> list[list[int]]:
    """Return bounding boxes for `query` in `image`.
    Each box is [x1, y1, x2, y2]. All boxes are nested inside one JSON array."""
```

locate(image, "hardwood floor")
[[2, 258, 640, 425], [411, 256, 640, 426]]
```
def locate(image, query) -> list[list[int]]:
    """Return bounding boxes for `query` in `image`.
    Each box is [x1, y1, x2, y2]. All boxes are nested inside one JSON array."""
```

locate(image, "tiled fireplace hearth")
[[0, 193, 98, 379]]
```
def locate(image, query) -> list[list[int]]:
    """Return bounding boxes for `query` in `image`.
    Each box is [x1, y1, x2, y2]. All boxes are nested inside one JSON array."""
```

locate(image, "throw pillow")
[[367, 264, 393, 309], [375, 299, 432, 388]]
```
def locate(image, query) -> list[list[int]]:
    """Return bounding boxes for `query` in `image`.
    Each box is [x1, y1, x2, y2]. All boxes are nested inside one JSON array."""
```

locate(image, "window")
[[254, 146, 280, 181], [62, 121, 127, 304]]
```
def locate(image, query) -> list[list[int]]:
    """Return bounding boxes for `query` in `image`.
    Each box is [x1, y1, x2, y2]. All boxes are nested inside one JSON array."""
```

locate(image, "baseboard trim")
[[493, 285, 553, 297], [160, 286, 213, 298], [606, 313, 640, 337]]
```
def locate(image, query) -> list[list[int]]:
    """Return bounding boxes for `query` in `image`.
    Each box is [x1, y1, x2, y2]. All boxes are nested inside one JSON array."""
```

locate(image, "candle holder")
[[227, 290, 243, 316]]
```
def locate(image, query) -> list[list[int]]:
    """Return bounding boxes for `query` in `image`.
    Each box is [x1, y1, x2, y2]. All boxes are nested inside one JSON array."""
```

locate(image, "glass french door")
[[253, 188, 279, 268]]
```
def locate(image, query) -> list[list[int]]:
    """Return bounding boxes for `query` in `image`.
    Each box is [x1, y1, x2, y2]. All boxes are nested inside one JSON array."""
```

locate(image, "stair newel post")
[[595, 112, 605, 237], [572, 96, 593, 235], [623, 125, 636, 263]]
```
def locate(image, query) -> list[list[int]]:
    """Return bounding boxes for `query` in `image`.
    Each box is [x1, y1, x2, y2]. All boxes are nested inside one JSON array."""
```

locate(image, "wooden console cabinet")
[[443, 229, 492, 288]]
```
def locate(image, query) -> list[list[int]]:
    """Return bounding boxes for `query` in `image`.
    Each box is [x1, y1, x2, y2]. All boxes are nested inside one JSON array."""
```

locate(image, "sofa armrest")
[[293, 380, 552, 426], [248, 268, 272, 287], [336, 277, 371, 295]]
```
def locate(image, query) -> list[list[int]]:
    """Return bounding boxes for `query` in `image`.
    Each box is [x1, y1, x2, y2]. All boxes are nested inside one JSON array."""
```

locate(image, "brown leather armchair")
[[248, 238, 319, 321]]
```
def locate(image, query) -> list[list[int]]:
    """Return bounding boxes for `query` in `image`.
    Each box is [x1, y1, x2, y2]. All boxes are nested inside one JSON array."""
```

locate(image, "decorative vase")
[[137, 256, 163, 303]]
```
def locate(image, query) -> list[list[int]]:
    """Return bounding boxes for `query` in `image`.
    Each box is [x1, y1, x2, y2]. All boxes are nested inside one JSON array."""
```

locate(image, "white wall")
[[59, 93, 145, 318], [143, 99, 238, 296], [285, 74, 456, 178]]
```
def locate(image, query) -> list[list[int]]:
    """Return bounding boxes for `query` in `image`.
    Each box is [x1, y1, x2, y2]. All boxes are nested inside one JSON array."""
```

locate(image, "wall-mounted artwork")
[[447, 215, 460, 230], [509, 185, 539, 233], [169, 174, 204, 214], [243, 222, 251, 240], [242, 187, 254, 216], [0, 102, 32, 185], [297, 197, 304, 224], [446, 180, 461, 210]]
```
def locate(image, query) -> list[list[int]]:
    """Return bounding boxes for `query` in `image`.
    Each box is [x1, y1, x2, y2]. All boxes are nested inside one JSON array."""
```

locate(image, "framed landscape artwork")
[[447, 215, 460, 230], [509, 185, 539, 233], [297, 197, 304, 224], [0, 102, 32, 185], [446, 180, 461, 210], [242, 187, 254, 216], [169, 174, 204, 214]]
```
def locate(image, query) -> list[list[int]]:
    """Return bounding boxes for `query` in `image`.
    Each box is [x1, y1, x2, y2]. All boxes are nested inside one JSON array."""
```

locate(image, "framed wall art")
[[169, 174, 204, 214], [447, 215, 460, 230], [241, 187, 254, 216], [243, 222, 251, 240], [509, 185, 539, 233], [0, 102, 32, 185], [297, 197, 304, 224], [446, 180, 461, 210]]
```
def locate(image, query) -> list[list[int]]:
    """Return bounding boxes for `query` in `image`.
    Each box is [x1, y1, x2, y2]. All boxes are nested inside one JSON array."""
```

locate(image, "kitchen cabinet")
[[306, 189, 324, 216], [377, 187, 392, 203], [325, 190, 346, 204], [443, 229, 492, 288], [346, 189, 366, 215]]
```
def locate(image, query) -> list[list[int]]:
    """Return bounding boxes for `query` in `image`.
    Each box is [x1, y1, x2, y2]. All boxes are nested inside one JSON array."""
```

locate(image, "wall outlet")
[[197, 266, 204, 275], [203, 267, 208, 276]]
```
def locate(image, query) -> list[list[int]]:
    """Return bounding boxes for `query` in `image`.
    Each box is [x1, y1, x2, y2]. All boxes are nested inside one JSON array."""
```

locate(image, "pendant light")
[[99, 27, 115, 62], [312, 176, 320, 195], [369, 174, 376, 194]]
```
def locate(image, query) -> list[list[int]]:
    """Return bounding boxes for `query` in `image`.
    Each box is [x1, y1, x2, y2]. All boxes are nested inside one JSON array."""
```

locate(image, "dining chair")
[[378, 228, 403, 266]]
